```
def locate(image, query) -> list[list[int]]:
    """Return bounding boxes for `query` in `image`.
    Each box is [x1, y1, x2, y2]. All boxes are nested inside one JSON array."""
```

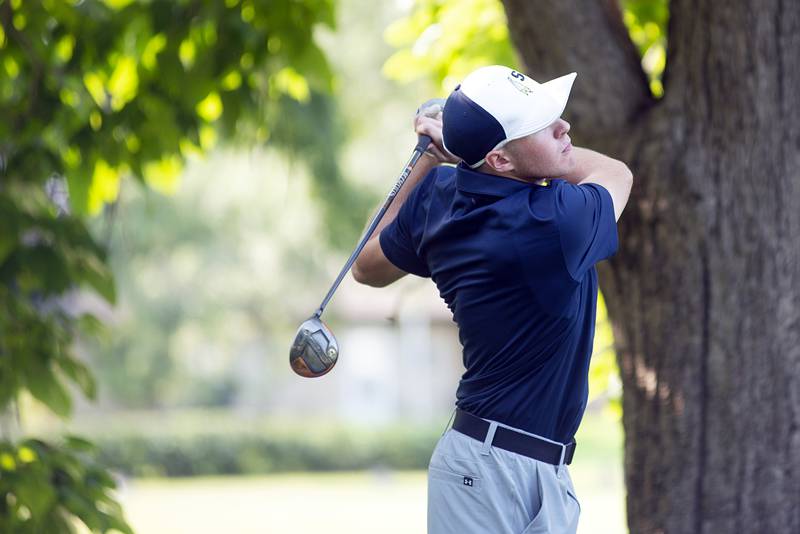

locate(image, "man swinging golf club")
[[353, 65, 632, 534]]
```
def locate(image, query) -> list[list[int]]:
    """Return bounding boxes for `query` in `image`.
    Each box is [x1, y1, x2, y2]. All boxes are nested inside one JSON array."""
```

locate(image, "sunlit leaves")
[[107, 56, 139, 111], [89, 110, 102, 130], [179, 38, 196, 70], [2, 0, 337, 216], [143, 155, 183, 195], [273, 67, 311, 102], [221, 70, 243, 91], [82, 71, 106, 109], [383, 0, 518, 93], [54, 35, 75, 63], [385, 0, 668, 98], [102, 0, 135, 10], [621, 0, 669, 97], [4, 55, 19, 78], [88, 161, 121, 215], [241, 0, 256, 23], [141, 33, 166, 71], [196, 91, 223, 122]]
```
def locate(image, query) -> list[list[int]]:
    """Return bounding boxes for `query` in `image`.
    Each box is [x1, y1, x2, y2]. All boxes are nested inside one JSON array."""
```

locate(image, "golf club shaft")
[[314, 135, 432, 317]]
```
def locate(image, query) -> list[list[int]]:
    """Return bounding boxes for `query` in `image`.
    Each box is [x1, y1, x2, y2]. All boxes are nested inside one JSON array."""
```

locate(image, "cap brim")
[[486, 72, 577, 158], [542, 72, 577, 106]]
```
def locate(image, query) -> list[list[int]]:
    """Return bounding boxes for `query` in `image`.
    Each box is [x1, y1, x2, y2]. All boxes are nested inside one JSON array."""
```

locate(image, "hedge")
[[80, 422, 442, 477]]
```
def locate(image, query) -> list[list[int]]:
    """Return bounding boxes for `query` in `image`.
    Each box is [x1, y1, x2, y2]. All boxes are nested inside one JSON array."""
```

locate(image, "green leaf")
[[63, 435, 97, 453], [59, 357, 97, 400], [88, 159, 121, 214], [71, 252, 117, 304], [13, 475, 57, 518], [0, 198, 20, 265], [24, 362, 73, 419], [18, 245, 72, 295]]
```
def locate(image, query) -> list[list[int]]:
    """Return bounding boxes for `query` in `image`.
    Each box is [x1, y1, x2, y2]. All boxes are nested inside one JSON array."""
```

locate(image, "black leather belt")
[[452, 409, 576, 466]]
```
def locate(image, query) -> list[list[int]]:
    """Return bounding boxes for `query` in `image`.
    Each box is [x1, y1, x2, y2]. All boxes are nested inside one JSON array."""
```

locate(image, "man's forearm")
[[556, 147, 627, 185]]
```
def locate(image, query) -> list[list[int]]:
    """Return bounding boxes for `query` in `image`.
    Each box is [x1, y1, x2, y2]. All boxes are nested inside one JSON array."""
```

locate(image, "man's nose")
[[557, 119, 571, 136]]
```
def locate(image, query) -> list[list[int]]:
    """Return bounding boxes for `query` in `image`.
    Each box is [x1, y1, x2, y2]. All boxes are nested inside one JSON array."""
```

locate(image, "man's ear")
[[484, 149, 515, 173]]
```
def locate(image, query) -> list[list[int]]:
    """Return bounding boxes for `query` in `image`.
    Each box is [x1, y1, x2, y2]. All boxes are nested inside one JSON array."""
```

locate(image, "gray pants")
[[428, 422, 581, 534]]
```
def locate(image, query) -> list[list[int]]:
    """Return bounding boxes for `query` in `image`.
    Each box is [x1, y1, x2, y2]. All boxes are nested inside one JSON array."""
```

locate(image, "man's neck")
[[474, 164, 548, 186]]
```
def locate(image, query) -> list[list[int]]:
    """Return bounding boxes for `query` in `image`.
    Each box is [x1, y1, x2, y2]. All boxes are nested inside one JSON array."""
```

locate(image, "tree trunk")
[[502, 1, 800, 532]]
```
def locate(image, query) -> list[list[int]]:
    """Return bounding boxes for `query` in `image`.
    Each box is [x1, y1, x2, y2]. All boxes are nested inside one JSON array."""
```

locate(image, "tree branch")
[[501, 0, 654, 146]]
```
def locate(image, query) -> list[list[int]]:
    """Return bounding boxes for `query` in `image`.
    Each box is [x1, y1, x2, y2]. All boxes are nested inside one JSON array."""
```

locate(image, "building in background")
[[267, 275, 463, 426]]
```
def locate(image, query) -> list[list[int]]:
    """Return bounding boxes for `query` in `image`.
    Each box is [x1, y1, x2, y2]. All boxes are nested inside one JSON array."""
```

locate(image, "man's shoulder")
[[418, 164, 457, 198], [430, 163, 457, 183]]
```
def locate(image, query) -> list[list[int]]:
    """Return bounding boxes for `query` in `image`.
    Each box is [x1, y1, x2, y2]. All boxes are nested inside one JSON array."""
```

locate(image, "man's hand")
[[415, 112, 460, 165]]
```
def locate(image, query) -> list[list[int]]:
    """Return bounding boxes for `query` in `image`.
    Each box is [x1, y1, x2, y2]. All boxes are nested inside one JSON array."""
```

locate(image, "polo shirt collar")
[[455, 162, 542, 198]]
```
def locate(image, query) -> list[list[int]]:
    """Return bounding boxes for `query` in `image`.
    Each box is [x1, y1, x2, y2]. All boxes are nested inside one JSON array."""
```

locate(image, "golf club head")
[[289, 316, 339, 378]]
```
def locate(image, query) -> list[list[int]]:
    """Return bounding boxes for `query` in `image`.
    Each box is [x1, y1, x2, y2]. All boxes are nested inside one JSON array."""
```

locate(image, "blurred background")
[[1, 0, 673, 532]]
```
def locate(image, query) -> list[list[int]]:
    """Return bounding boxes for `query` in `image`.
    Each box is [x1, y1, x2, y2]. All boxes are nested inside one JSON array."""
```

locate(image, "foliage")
[[0, 0, 339, 413], [40, 411, 446, 476], [0, 436, 131, 533], [0, 201, 103, 417], [1, 0, 336, 213], [589, 293, 622, 417], [383, 0, 518, 95], [1, 0, 341, 530], [621, 0, 669, 97], [383, 0, 667, 97]]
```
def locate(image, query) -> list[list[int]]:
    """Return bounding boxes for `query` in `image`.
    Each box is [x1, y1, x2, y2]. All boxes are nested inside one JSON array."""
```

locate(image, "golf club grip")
[[315, 141, 431, 316], [415, 134, 432, 153]]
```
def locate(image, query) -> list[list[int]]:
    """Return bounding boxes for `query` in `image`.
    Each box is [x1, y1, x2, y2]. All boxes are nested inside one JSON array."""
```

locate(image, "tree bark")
[[502, 1, 800, 532]]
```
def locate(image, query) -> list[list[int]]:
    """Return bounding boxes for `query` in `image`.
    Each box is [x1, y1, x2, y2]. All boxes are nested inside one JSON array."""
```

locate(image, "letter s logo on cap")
[[508, 70, 533, 95]]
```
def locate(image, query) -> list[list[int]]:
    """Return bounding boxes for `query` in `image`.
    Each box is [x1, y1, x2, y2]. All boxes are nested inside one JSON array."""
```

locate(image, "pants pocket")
[[564, 484, 581, 531], [518, 463, 547, 534], [428, 455, 490, 534], [519, 464, 581, 534], [429, 454, 483, 488]]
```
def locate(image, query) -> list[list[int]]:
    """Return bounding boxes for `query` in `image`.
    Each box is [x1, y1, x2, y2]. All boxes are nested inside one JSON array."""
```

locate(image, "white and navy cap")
[[442, 65, 577, 168]]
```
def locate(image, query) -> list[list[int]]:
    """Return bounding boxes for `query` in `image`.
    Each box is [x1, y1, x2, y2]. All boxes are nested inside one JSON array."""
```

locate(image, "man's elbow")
[[351, 261, 369, 285], [624, 164, 634, 185], [352, 260, 388, 288], [614, 161, 634, 197], [615, 160, 634, 185]]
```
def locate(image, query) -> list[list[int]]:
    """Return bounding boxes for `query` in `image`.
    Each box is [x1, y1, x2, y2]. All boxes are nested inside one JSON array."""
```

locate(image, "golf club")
[[289, 98, 446, 378]]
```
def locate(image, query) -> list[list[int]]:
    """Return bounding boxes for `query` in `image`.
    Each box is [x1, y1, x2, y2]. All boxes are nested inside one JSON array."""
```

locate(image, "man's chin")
[[559, 156, 577, 175]]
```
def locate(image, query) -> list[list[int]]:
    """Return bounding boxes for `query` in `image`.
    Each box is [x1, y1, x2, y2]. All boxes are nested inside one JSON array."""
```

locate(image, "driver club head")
[[289, 316, 339, 378]]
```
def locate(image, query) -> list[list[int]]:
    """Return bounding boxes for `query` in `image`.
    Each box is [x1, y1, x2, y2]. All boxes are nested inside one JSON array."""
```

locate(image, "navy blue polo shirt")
[[379, 163, 618, 443]]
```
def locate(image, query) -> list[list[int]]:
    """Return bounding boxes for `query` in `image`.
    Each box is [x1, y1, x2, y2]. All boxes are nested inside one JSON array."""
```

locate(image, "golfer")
[[353, 65, 632, 534]]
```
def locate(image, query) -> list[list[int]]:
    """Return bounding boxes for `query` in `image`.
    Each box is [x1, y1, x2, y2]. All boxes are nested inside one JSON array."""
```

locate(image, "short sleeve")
[[556, 182, 618, 280], [378, 171, 434, 278]]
